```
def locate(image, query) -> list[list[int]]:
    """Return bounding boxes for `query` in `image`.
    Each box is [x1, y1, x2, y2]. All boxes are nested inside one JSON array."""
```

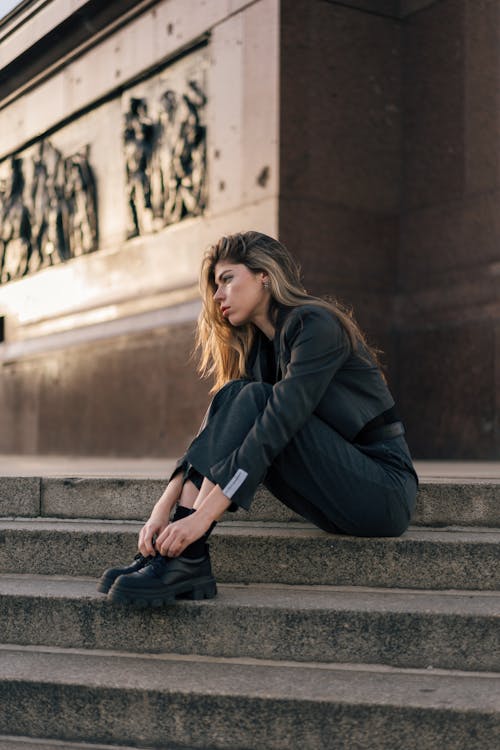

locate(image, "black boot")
[[107, 504, 217, 606], [97, 505, 197, 593], [107, 550, 217, 607], [97, 552, 152, 594]]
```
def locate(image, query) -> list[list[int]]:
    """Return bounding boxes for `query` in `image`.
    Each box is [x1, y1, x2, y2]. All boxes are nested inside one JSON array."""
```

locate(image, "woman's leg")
[[176, 479, 198, 508], [107, 472, 217, 605], [183, 379, 416, 537], [265, 416, 417, 537]]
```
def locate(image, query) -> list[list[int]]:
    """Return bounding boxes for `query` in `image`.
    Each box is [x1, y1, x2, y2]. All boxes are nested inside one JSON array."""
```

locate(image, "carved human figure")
[[124, 97, 155, 238], [0, 157, 32, 283], [65, 149, 98, 257], [29, 142, 50, 271], [163, 80, 207, 225], [0, 140, 98, 284], [28, 141, 69, 272], [44, 141, 69, 265], [150, 89, 178, 226]]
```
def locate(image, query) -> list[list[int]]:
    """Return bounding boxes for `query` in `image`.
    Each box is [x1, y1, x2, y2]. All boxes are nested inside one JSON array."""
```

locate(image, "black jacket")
[[190, 304, 395, 509]]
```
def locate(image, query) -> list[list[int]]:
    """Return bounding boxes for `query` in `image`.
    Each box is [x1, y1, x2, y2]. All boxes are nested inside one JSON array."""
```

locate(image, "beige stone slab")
[[241, 0, 279, 204], [0, 456, 175, 478], [209, 12, 244, 215], [0, 0, 278, 158], [0, 0, 89, 66], [0, 196, 278, 342], [0, 455, 498, 480]]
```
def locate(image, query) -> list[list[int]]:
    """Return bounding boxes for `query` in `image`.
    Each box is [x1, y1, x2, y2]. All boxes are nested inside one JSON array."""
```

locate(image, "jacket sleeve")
[[208, 306, 351, 509]]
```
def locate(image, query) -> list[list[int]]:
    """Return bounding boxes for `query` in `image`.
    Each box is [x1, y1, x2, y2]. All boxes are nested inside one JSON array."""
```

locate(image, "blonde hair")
[[196, 231, 380, 392]]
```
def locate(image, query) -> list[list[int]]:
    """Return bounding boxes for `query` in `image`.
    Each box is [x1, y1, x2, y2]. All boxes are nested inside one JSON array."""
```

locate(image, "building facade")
[[0, 0, 499, 459]]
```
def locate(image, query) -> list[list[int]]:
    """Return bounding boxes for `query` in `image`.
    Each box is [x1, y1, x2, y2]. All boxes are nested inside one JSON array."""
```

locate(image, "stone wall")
[[396, 0, 500, 457], [0, 0, 280, 456], [279, 0, 401, 360], [280, 0, 500, 458], [0, 0, 498, 458]]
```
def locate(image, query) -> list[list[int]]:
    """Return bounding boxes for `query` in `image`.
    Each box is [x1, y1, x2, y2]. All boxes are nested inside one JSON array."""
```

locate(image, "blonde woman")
[[99, 231, 418, 605]]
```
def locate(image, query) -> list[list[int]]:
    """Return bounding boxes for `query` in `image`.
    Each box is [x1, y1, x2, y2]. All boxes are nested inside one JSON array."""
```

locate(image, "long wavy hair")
[[196, 231, 380, 392]]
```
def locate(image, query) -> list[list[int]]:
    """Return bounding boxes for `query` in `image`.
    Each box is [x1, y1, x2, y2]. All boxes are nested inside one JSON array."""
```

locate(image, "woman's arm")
[[154, 483, 231, 558], [207, 306, 350, 509], [138, 471, 184, 556]]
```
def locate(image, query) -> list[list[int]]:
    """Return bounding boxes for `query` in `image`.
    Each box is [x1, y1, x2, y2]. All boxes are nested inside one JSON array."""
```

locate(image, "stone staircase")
[[0, 473, 499, 749]]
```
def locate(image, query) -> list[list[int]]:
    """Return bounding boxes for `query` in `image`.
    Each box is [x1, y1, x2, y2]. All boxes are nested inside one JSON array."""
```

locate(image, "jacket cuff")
[[209, 457, 261, 511], [169, 456, 188, 483]]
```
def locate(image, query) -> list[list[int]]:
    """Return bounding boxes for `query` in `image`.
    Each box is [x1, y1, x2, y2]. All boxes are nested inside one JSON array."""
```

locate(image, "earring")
[[263, 280, 270, 289]]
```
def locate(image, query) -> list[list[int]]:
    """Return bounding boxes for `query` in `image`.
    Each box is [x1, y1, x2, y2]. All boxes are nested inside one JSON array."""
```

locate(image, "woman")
[[99, 231, 418, 606]]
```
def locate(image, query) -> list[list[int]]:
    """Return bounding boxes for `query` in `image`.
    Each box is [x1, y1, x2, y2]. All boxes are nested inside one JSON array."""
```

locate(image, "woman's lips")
[[221, 307, 230, 316]]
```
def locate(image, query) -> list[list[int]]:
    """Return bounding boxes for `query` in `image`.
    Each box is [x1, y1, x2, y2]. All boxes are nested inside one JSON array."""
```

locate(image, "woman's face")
[[213, 261, 271, 331]]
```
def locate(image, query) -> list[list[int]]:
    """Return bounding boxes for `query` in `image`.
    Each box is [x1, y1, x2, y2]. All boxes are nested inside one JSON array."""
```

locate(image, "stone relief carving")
[[0, 141, 98, 284], [124, 79, 207, 239]]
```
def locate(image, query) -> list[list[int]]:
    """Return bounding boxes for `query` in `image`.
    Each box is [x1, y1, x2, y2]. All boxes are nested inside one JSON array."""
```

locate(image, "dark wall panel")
[[0, 322, 210, 457]]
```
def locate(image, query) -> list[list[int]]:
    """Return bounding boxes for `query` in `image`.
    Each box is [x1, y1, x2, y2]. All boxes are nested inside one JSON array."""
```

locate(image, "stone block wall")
[[279, 0, 401, 361], [0, 0, 498, 458], [0, 0, 280, 456], [396, 0, 500, 457]]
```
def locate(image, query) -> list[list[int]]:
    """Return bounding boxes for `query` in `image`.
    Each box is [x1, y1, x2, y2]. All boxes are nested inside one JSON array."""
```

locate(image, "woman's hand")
[[138, 516, 169, 556], [155, 511, 212, 558], [138, 473, 184, 555]]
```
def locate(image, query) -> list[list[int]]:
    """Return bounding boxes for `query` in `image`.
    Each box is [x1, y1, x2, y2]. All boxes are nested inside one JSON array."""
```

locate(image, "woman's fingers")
[[138, 521, 163, 556], [156, 525, 180, 557], [157, 517, 197, 557]]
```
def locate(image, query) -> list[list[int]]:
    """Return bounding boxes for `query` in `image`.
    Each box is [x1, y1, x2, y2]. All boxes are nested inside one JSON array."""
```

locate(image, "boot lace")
[[147, 555, 169, 577]]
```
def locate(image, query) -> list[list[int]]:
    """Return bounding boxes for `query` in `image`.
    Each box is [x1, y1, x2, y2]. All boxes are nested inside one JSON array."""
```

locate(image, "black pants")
[[182, 379, 418, 537]]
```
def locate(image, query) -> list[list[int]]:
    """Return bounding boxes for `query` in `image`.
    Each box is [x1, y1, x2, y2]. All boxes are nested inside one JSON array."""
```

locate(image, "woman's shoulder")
[[278, 303, 345, 342], [279, 302, 340, 329]]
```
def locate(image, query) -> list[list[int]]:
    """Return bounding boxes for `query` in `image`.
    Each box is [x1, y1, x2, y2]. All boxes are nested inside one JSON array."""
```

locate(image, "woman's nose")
[[214, 287, 224, 301]]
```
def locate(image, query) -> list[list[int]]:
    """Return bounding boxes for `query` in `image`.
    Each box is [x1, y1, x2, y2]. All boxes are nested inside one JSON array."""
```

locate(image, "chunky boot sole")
[[108, 575, 218, 608], [97, 573, 119, 594], [97, 557, 151, 594]]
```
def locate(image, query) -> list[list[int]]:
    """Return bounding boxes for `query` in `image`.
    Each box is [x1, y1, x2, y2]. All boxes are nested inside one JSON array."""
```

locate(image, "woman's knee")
[[215, 379, 272, 408], [210, 379, 253, 412], [214, 378, 252, 399]]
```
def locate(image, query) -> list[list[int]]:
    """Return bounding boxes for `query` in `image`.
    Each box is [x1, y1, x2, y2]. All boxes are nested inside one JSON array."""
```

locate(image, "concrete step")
[[1, 518, 499, 590], [0, 739, 155, 750], [1, 645, 499, 750], [2, 475, 500, 527], [1, 574, 499, 672]]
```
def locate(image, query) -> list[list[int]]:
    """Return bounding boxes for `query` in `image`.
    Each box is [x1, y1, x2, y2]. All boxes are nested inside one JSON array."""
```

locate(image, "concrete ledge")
[[0, 646, 499, 749], [0, 576, 499, 672], [0, 738, 149, 750], [40, 477, 165, 521], [0, 478, 40, 517], [1, 476, 499, 528], [0, 519, 499, 590], [416, 481, 500, 527]]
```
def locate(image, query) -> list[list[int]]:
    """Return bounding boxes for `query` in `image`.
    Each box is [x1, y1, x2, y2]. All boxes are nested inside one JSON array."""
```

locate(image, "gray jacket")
[[203, 304, 395, 509]]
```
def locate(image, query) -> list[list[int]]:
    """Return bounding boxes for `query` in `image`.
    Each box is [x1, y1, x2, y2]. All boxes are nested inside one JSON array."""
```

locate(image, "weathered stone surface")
[[0, 477, 39, 517], [396, 321, 497, 459], [1, 519, 499, 590], [415, 480, 500, 527], [0, 575, 498, 672], [5, 477, 495, 528], [0, 646, 498, 749], [0, 740, 145, 750], [41, 477, 165, 520]]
